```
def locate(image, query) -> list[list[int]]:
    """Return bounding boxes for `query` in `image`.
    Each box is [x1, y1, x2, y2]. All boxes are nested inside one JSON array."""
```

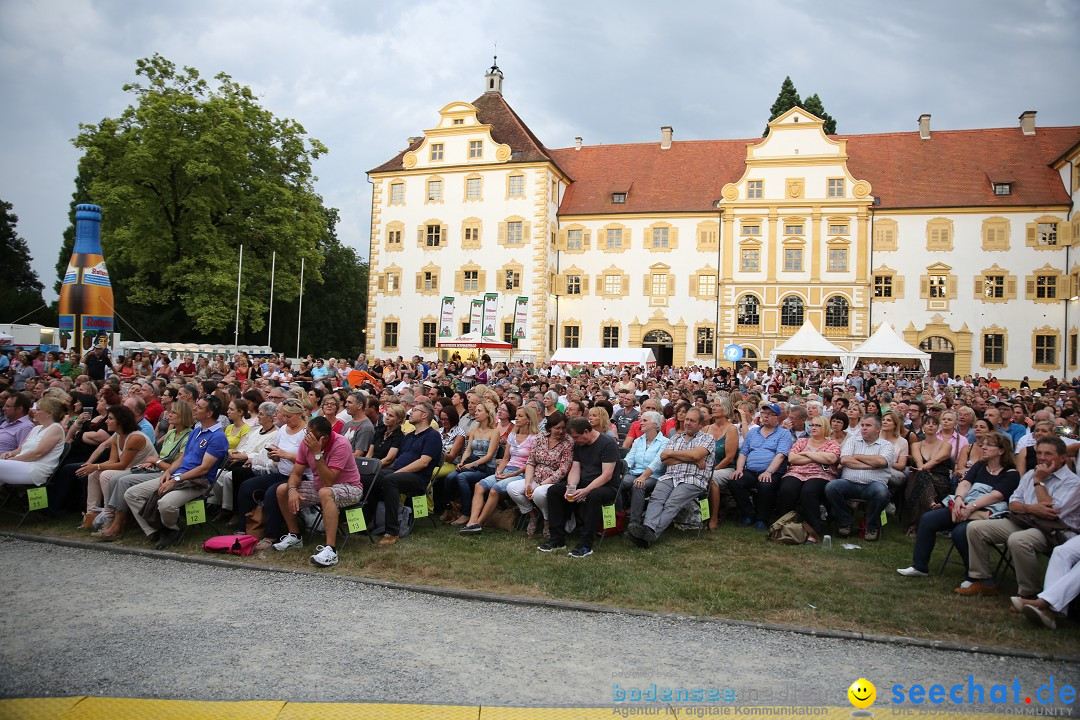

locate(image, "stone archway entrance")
[[919, 336, 955, 376], [643, 329, 674, 367]]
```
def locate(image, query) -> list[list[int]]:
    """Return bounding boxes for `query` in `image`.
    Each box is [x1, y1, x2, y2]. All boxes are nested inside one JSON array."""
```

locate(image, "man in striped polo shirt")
[[825, 414, 895, 542]]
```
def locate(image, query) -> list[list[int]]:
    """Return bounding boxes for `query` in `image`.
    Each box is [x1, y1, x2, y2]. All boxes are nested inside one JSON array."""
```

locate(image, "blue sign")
[[723, 344, 745, 362]]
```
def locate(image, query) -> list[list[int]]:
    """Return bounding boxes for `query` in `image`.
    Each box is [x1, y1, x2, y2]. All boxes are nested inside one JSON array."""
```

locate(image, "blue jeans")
[[479, 467, 522, 492], [912, 506, 971, 575], [825, 478, 889, 531], [445, 467, 491, 516]]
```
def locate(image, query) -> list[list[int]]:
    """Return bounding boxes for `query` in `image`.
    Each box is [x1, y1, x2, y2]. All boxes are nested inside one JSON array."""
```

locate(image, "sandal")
[[526, 510, 539, 536]]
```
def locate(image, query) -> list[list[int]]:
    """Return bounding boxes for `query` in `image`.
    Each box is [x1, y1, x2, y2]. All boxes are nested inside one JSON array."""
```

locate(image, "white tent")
[[842, 322, 931, 375], [768, 322, 847, 368], [549, 347, 656, 366]]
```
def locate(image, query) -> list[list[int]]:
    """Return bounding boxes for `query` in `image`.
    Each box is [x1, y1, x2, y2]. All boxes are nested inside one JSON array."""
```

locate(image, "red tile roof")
[[370, 93, 561, 174], [551, 126, 1080, 215]]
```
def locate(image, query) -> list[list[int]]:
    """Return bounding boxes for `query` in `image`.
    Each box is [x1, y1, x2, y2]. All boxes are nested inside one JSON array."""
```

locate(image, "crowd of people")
[[0, 344, 1077, 629]]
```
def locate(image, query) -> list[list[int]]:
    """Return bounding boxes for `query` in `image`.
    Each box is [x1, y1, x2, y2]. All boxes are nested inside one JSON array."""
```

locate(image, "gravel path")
[[0, 537, 1075, 708]]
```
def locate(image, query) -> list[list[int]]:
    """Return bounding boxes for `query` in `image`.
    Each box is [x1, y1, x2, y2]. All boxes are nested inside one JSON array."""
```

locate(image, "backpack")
[[768, 511, 808, 545], [372, 502, 413, 538], [203, 534, 259, 556]]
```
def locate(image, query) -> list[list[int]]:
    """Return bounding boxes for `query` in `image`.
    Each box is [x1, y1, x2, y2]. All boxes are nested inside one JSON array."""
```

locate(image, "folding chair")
[[407, 451, 445, 532], [593, 458, 628, 548], [176, 453, 230, 543], [305, 456, 381, 549], [937, 538, 1013, 582], [0, 442, 71, 529]]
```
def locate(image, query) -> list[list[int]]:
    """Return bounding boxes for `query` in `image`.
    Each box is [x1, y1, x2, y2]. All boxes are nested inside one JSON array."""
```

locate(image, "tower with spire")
[[484, 55, 503, 94]]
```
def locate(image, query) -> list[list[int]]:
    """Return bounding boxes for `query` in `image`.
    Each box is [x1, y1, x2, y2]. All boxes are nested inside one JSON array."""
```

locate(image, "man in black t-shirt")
[[83, 344, 114, 382], [538, 416, 619, 557]]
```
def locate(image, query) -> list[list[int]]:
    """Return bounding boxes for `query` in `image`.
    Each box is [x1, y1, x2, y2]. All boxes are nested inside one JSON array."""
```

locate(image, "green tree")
[[70, 54, 328, 339], [802, 93, 837, 135], [764, 76, 801, 135], [254, 208, 368, 358], [0, 198, 52, 325]]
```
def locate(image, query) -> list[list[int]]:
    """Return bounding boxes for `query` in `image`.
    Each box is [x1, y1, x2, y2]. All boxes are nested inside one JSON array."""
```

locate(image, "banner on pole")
[[513, 297, 528, 341], [482, 293, 498, 338], [470, 299, 483, 334], [439, 297, 455, 338]]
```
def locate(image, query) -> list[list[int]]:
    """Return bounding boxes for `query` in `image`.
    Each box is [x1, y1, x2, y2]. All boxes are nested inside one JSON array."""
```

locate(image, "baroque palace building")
[[367, 64, 1080, 381]]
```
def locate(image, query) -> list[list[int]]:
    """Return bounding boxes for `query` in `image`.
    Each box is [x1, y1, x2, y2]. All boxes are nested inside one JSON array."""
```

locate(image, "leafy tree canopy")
[[764, 77, 838, 136], [0, 198, 51, 325], [70, 54, 329, 337]]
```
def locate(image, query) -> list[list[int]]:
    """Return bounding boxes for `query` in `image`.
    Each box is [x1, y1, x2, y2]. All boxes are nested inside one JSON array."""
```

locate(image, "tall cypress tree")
[[802, 93, 837, 135], [764, 76, 801, 136]]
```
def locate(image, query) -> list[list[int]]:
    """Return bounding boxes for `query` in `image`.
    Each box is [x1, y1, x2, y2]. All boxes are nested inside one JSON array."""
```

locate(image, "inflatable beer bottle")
[[58, 204, 114, 357]]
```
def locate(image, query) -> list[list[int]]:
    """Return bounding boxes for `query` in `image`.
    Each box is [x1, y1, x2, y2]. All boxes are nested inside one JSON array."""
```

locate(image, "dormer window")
[[993, 182, 1012, 196], [453, 118, 464, 125], [612, 192, 627, 204]]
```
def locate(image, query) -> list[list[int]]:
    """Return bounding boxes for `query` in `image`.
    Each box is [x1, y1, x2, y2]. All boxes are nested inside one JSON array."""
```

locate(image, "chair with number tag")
[[304, 456, 382, 549], [0, 443, 70, 529], [176, 453, 229, 545]]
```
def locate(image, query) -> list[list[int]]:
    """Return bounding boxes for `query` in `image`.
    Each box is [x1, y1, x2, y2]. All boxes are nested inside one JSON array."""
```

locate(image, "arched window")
[[643, 330, 674, 344], [737, 295, 761, 326], [825, 296, 849, 328], [780, 296, 804, 327]]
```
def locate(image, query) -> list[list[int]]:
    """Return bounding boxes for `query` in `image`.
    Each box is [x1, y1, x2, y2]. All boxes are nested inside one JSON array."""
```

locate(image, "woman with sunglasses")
[[776, 416, 841, 543], [898, 432, 1019, 579]]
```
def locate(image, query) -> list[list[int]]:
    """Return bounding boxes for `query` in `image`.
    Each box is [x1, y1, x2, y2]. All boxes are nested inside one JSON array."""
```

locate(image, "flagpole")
[[233, 244, 243, 354], [267, 251, 276, 349], [295, 257, 304, 359]]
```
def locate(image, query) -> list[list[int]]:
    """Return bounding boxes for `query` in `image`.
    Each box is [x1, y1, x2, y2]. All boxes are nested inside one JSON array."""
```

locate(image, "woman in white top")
[[0, 397, 66, 486]]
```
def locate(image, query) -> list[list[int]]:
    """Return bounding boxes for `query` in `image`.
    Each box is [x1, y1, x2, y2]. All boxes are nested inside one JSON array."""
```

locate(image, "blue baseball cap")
[[760, 402, 783, 416]]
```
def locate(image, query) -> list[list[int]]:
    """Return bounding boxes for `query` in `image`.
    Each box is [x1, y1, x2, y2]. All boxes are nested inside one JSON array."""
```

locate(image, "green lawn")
[[5, 509, 1078, 657]]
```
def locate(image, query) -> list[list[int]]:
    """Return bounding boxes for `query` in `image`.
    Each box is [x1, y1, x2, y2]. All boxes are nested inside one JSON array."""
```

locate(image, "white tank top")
[[21, 423, 65, 485]]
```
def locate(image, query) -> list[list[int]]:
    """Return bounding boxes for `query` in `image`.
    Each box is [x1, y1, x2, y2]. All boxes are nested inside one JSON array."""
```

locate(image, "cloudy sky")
[[1, 0, 1077, 303]]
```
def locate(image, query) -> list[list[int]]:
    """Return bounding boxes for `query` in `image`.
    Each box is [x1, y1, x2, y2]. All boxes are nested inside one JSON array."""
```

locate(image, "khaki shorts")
[[297, 480, 363, 508]]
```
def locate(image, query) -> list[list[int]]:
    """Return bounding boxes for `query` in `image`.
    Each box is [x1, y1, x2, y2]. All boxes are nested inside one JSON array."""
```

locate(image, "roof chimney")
[[407, 136, 422, 147], [918, 114, 931, 140], [1019, 110, 1036, 136], [574, 136, 582, 151], [661, 125, 673, 150]]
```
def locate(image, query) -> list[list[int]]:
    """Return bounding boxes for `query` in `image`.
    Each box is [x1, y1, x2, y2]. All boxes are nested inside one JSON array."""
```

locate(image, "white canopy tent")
[[768, 322, 847, 369], [842, 322, 931, 375], [549, 347, 656, 366]]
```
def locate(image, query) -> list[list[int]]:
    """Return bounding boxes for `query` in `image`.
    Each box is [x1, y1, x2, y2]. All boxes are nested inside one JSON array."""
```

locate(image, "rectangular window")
[[983, 275, 1005, 299], [741, 224, 761, 236], [427, 180, 442, 202], [652, 227, 669, 248], [784, 224, 804, 236], [563, 325, 580, 348], [453, 118, 464, 125], [604, 275, 622, 296], [1036, 335, 1057, 366], [504, 269, 520, 291], [566, 275, 582, 295], [383, 321, 398, 349], [827, 178, 845, 197], [387, 229, 402, 246], [606, 228, 623, 250], [468, 140, 483, 159], [828, 223, 849, 235], [430, 144, 444, 161], [828, 248, 848, 272], [602, 326, 619, 348], [462, 321, 471, 335], [386, 272, 400, 292], [783, 248, 803, 272], [993, 183, 1011, 196], [502, 322, 518, 348], [747, 180, 763, 199], [983, 333, 1004, 365], [929, 274, 948, 299], [423, 271, 437, 292], [426, 224, 442, 247], [566, 229, 583, 250], [508, 175, 525, 198], [389, 183, 404, 204], [422, 322, 437, 348], [1072, 333, 1078, 367], [697, 274, 717, 297], [466, 177, 481, 199], [873, 275, 893, 298], [1038, 222, 1058, 246], [741, 248, 760, 272], [611, 192, 626, 204], [463, 270, 479, 292], [929, 225, 951, 248], [696, 327, 714, 356], [464, 226, 480, 245], [506, 221, 524, 245], [651, 273, 668, 296], [1037, 274, 1057, 299]]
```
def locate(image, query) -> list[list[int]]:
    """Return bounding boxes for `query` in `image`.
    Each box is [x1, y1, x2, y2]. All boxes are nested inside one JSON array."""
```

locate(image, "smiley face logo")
[[848, 678, 876, 710]]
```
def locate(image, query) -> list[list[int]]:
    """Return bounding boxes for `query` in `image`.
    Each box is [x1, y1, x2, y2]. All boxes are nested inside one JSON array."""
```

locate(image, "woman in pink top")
[[776, 416, 841, 543], [459, 406, 539, 533]]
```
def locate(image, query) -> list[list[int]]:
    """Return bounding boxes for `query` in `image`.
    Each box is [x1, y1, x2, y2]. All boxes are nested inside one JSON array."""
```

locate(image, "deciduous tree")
[[0, 198, 51, 325]]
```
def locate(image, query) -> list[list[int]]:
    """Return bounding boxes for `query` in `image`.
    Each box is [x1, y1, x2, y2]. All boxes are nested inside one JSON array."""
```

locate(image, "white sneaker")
[[897, 566, 928, 577], [310, 545, 338, 567], [273, 533, 302, 551]]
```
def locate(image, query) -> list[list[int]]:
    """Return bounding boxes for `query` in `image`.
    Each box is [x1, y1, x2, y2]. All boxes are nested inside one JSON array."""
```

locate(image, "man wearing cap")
[[730, 403, 793, 531], [83, 342, 114, 382]]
